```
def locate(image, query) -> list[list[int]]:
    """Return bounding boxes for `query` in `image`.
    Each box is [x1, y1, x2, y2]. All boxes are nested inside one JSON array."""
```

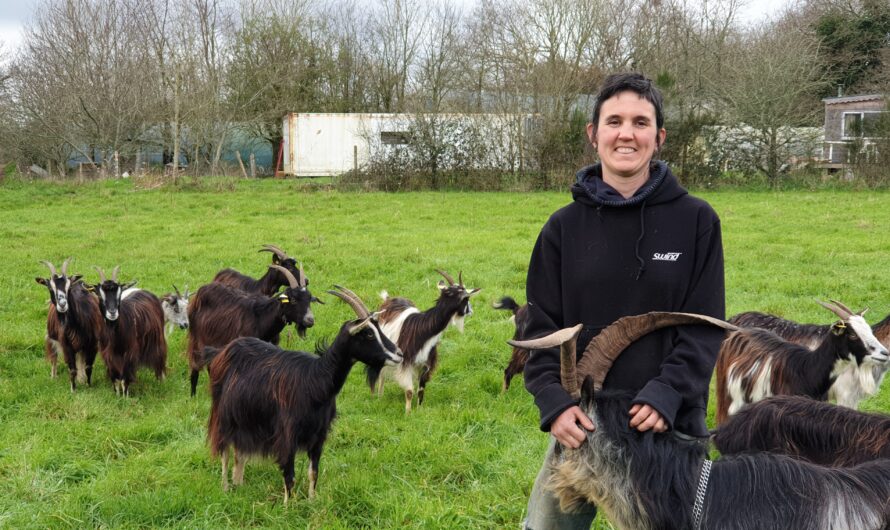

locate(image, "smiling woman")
[[521, 72, 726, 530]]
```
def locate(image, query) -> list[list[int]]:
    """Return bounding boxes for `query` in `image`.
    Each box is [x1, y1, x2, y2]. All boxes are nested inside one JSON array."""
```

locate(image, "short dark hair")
[[590, 73, 664, 134]]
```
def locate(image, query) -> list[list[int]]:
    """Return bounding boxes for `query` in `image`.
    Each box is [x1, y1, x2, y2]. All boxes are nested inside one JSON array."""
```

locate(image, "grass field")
[[1, 177, 888, 529]]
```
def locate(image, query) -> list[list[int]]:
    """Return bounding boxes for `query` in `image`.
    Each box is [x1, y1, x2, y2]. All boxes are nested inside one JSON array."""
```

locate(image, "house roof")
[[822, 94, 885, 105]]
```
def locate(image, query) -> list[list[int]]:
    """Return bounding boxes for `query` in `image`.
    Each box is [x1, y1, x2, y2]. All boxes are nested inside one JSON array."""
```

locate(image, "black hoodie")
[[523, 161, 725, 437]]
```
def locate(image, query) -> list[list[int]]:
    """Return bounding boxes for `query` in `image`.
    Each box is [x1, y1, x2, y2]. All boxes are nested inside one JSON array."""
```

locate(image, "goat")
[[90, 266, 167, 397], [207, 286, 402, 502], [161, 284, 190, 337], [375, 270, 480, 413], [730, 309, 890, 409], [713, 395, 890, 467], [716, 300, 888, 424], [212, 244, 308, 295], [187, 264, 319, 396], [511, 316, 890, 530], [493, 295, 530, 392], [35, 258, 103, 391]]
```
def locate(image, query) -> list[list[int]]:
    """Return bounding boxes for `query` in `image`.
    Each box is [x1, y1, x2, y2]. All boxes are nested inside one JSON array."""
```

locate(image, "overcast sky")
[[0, 0, 794, 55]]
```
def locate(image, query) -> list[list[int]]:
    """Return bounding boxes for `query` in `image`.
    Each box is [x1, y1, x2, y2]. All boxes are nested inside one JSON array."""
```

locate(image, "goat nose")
[[304, 315, 315, 327]]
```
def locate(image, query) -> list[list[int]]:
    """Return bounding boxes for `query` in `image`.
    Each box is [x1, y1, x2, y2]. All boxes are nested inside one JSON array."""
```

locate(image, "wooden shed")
[[820, 93, 887, 168]]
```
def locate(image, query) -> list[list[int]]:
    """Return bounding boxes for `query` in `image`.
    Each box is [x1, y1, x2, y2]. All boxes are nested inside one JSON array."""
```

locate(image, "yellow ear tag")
[[279, 296, 289, 304]]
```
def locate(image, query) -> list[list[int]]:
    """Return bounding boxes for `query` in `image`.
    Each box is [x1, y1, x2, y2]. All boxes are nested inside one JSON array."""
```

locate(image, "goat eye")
[[849, 333, 858, 340]]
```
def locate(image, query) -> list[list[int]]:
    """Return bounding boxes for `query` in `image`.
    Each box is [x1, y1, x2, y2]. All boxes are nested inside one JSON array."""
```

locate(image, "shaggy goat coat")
[[549, 381, 890, 530]]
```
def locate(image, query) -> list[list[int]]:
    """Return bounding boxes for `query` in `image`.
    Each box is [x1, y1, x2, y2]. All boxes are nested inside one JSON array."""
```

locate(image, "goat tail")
[[493, 296, 520, 314], [199, 346, 222, 371]]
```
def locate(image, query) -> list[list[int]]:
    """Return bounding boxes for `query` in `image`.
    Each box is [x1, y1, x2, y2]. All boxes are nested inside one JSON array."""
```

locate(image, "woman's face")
[[587, 91, 666, 182]]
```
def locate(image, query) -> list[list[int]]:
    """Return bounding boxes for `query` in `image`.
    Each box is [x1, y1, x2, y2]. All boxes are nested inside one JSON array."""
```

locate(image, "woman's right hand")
[[551, 405, 595, 449]]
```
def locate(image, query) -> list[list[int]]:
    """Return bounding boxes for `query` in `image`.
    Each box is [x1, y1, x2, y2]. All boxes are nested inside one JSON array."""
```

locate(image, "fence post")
[[249, 153, 256, 178], [235, 150, 248, 178], [114, 151, 120, 179]]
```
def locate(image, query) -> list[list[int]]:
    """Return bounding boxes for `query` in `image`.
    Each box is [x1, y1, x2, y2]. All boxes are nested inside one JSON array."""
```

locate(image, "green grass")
[[1, 177, 889, 529]]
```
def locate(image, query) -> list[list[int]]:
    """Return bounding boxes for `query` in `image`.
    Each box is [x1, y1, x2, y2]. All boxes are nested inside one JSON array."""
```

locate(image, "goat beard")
[[296, 324, 308, 339], [366, 364, 383, 389]]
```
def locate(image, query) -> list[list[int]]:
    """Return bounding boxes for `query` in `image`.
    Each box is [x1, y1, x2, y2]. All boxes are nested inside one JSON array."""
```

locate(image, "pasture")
[[1, 178, 889, 529]]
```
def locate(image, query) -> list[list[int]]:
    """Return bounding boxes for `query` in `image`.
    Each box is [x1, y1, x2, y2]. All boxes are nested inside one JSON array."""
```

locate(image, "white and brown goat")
[[511, 314, 890, 530], [375, 270, 480, 413], [90, 266, 168, 397], [207, 286, 401, 502], [213, 244, 308, 295], [187, 264, 319, 396], [730, 308, 890, 409], [716, 300, 888, 424], [35, 258, 104, 391]]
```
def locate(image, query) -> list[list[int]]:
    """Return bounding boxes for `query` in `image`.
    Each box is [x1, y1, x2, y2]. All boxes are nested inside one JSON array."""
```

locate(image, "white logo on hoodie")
[[652, 252, 682, 262]]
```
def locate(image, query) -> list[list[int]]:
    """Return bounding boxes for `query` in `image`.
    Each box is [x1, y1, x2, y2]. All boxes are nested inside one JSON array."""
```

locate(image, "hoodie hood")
[[571, 161, 687, 208]]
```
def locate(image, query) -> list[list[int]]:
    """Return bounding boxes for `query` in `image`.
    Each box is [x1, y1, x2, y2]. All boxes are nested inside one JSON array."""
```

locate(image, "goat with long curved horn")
[[511, 312, 738, 398]]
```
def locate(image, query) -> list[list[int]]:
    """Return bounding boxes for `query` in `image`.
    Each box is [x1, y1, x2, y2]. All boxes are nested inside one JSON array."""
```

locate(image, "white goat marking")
[[121, 287, 141, 300], [727, 358, 773, 416], [849, 315, 889, 361], [75, 352, 87, 384], [379, 307, 419, 345]]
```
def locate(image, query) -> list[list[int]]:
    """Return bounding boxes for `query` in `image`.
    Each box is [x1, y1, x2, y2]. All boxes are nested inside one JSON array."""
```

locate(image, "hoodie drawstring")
[[634, 201, 647, 280]]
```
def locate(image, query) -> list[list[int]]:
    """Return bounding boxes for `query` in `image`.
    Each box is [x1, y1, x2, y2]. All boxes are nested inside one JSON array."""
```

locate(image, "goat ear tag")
[[831, 323, 846, 335], [279, 295, 290, 304]]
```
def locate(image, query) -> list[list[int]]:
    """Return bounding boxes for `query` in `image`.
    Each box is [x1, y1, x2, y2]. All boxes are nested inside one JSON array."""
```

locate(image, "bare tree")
[[366, 0, 430, 112], [709, 22, 828, 186]]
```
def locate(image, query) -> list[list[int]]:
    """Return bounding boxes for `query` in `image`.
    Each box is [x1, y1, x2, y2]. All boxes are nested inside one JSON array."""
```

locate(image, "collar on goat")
[[509, 312, 738, 398], [692, 459, 713, 530]]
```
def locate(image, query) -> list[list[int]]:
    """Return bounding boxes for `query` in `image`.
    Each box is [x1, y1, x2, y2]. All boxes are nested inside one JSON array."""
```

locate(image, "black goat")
[[187, 264, 319, 396], [376, 270, 480, 413], [730, 309, 890, 408], [513, 319, 890, 530], [712, 395, 890, 467], [91, 266, 167, 397], [494, 295, 530, 392], [207, 286, 402, 502], [213, 244, 308, 295], [716, 300, 888, 424], [35, 258, 103, 391]]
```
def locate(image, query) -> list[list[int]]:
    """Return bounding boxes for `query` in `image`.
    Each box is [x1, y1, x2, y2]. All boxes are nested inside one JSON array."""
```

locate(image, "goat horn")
[[297, 262, 308, 288], [173, 284, 182, 297], [93, 266, 107, 283], [40, 260, 58, 278], [818, 300, 851, 320], [269, 265, 298, 289], [328, 285, 370, 319], [458, 271, 464, 287], [436, 269, 455, 286], [510, 324, 584, 398], [111, 266, 120, 283], [60, 257, 72, 276], [575, 312, 738, 392], [259, 244, 289, 261], [513, 313, 738, 397]]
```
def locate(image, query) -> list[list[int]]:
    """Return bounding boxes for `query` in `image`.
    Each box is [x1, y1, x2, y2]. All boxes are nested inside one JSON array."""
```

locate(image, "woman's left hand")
[[628, 403, 667, 432]]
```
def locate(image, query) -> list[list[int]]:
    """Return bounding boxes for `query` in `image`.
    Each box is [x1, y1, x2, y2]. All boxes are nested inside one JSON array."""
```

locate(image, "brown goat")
[[35, 258, 104, 391], [212, 244, 308, 295], [187, 264, 319, 396], [713, 395, 890, 467], [91, 266, 167, 397], [493, 295, 530, 392]]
